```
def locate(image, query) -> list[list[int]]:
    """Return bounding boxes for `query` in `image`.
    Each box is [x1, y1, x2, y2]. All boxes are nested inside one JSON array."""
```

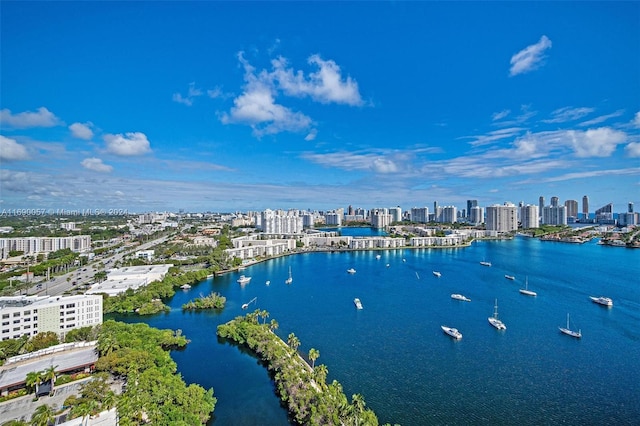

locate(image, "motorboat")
[[237, 275, 251, 284], [504, 275, 515, 280], [347, 268, 356, 274], [451, 293, 471, 302], [559, 313, 581, 338], [433, 271, 441, 277], [180, 284, 191, 290], [480, 261, 492, 267], [441, 325, 462, 339], [589, 296, 613, 307], [265, 280, 270, 286], [488, 299, 506, 330], [375, 254, 381, 260], [519, 277, 537, 296], [354, 298, 363, 309], [285, 266, 293, 284]]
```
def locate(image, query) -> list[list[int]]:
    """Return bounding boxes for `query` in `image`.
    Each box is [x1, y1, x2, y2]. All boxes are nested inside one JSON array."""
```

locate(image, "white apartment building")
[[520, 205, 540, 229], [542, 205, 568, 226], [259, 209, 304, 234], [469, 206, 484, 225], [225, 236, 296, 260], [410, 235, 465, 246], [86, 264, 172, 296], [370, 208, 392, 229], [441, 206, 458, 224], [349, 237, 405, 249], [324, 211, 342, 226], [410, 207, 430, 223], [0, 236, 92, 259], [0, 295, 102, 341], [388, 207, 402, 223], [485, 204, 518, 233]]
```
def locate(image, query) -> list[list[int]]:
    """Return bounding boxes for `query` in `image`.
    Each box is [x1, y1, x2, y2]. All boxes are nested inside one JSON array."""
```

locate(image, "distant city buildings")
[[0, 236, 92, 259]]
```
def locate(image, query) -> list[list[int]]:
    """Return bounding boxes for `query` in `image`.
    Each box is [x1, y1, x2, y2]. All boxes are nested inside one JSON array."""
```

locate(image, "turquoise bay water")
[[120, 234, 640, 425]]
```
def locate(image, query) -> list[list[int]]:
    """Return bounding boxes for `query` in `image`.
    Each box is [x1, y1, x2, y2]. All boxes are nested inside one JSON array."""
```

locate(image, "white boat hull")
[[441, 325, 462, 339]]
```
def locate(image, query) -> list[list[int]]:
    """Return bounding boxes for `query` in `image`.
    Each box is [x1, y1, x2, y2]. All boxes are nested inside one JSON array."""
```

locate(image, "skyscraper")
[[485, 203, 518, 233], [539, 196, 545, 217], [466, 200, 478, 218], [520, 205, 539, 229], [551, 196, 559, 207], [564, 199, 578, 221], [582, 195, 589, 220]]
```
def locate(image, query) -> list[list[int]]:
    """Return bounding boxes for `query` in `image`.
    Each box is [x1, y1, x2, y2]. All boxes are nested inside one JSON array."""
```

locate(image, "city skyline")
[[1, 2, 639, 213]]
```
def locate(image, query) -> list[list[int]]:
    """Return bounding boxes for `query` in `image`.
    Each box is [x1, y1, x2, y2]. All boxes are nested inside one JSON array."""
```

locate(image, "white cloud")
[[492, 109, 511, 121], [207, 86, 233, 100], [69, 122, 94, 140], [531, 167, 640, 183], [372, 158, 398, 173], [625, 142, 640, 157], [631, 111, 640, 128], [578, 109, 625, 127], [0, 107, 61, 128], [304, 129, 318, 141], [172, 82, 203, 106], [543, 106, 595, 124], [567, 127, 626, 157], [0, 135, 29, 161], [272, 55, 364, 106], [104, 132, 152, 156], [81, 157, 113, 173], [509, 35, 552, 76], [221, 53, 313, 136], [467, 127, 524, 147]]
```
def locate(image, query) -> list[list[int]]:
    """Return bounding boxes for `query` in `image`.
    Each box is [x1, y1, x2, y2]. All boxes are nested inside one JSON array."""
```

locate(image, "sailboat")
[[519, 277, 537, 296], [559, 313, 581, 338], [285, 266, 293, 284], [488, 298, 506, 330]]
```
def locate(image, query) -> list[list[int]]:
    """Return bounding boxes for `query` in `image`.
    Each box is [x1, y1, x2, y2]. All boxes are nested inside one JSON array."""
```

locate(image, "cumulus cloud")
[[221, 53, 312, 136], [631, 111, 640, 128], [103, 132, 152, 156], [567, 127, 626, 157], [0, 107, 61, 128], [625, 142, 640, 157], [81, 157, 113, 173], [271, 55, 364, 106], [543, 106, 594, 124], [69, 122, 94, 140], [0, 135, 29, 161], [509, 35, 552, 76], [172, 82, 203, 106], [372, 158, 398, 173]]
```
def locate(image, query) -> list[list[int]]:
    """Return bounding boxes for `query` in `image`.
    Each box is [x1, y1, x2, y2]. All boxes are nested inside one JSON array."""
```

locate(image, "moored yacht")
[[180, 284, 191, 290], [504, 275, 515, 280], [519, 277, 537, 296], [589, 296, 613, 307], [441, 325, 462, 339], [347, 268, 356, 274], [480, 261, 492, 267], [433, 271, 441, 277], [559, 313, 581, 338], [488, 299, 506, 330]]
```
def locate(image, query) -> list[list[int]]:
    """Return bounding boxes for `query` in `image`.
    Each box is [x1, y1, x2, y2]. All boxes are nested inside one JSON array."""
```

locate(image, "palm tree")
[[102, 390, 118, 411], [30, 404, 55, 426], [269, 319, 279, 332], [42, 365, 57, 392], [314, 364, 328, 385], [287, 333, 300, 353], [308, 348, 319, 368], [25, 371, 43, 395]]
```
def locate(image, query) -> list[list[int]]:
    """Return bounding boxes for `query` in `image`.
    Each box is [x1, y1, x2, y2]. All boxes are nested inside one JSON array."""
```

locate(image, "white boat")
[[375, 254, 381, 259], [354, 298, 363, 309], [242, 296, 257, 310], [433, 271, 441, 277], [238, 266, 246, 271], [237, 275, 251, 284], [347, 268, 356, 274], [285, 266, 293, 284], [488, 299, 507, 330], [559, 313, 582, 338], [451, 293, 471, 302], [441, 325, 462, 339], [180, 284, 191, 290], [480, 260, 492, 267], [504, 275, 515, 281], [589, 296, 613, 307], [265, 280, 270, 286], [519, 277, 537, 296], [386, 263, 390, 268]]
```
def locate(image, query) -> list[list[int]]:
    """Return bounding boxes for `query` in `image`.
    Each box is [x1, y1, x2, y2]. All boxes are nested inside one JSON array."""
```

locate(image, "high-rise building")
[[582, 195, 589, 220], [324, 211, 342, 226], [410, 207, 429, 223], [520, 205, 539, 229], [389, 207, 402, 223], [466, 200, 478, 218], [542, 205, 567, 225], [539, 196, 545, 218], [259, 209, 304, 233], [629, 202, 634, 213], [595, 203, 614, 224], [485, 203, 518, 233], [550, 196, 559, 207], [469, 206, 484, 225], [441, 206, 457, 224], [371, 208, 392, 229], [564, 200, 578, 221]]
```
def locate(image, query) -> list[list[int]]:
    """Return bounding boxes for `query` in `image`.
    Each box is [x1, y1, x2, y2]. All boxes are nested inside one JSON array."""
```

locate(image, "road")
[[22, 234, 171, 297]]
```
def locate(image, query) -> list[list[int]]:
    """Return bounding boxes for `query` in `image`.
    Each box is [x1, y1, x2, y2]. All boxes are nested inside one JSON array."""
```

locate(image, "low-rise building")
[[86, 264, 172, 296]]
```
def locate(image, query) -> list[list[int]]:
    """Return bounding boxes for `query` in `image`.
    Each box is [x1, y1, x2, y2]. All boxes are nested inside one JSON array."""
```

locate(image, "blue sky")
[[1, 1, 639, 214]]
